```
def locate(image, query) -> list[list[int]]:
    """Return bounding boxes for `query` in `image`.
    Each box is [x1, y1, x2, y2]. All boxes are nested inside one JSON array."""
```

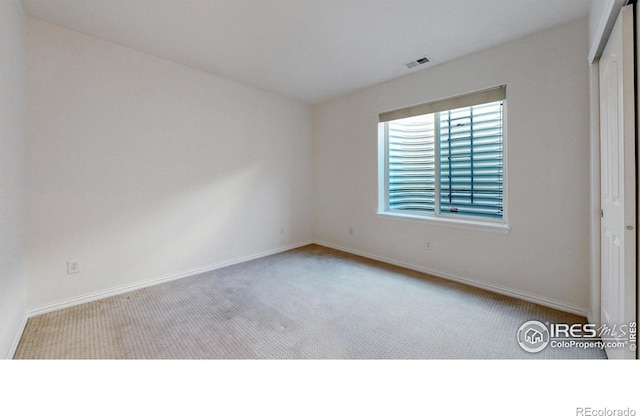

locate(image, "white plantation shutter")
[[382, 86, 505, 221]]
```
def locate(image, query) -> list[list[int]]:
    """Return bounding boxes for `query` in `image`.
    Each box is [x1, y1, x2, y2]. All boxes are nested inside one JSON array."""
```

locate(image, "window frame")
[[377, 86, 510, 233]]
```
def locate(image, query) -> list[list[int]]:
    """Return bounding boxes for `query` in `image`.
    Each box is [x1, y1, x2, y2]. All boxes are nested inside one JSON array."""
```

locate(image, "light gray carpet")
[[14, 244, 606, 359]]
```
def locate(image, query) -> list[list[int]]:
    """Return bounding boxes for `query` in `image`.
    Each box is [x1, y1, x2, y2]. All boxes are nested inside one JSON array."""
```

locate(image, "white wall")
[[313, 19, 591, 314], [26, 19, 313, 310], [0, 0, 27, 358]]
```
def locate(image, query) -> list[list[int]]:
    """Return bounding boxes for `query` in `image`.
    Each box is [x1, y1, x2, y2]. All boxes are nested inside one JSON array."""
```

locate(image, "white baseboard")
[[5, 313, 28, 359], [314, 240, 589, 317], [27, 241, 314, 318], [21, 238, 588, 341]]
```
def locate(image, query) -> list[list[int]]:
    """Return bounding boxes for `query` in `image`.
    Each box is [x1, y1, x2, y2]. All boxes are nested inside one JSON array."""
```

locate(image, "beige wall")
[[25, 19, 313, 310], [313, 19, 591, 314], [0, 0, 27, 358]]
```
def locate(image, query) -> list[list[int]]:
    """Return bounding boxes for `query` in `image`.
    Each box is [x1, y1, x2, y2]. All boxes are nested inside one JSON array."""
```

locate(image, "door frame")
[[589, 0, 638, 358]]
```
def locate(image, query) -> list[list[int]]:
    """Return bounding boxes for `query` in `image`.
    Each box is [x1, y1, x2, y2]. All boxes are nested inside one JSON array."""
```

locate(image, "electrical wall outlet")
[[67, 260, 80, 274], [348, 226, 354, 236], [424, 240, 432, 250]]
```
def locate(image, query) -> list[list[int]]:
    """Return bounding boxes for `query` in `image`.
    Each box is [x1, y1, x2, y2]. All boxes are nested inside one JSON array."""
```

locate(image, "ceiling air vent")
[[405, 56, 430, 69]]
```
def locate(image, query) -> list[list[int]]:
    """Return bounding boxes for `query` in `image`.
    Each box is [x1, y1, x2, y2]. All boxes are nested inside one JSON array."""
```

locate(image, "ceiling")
[[21, 0, 591, 104]]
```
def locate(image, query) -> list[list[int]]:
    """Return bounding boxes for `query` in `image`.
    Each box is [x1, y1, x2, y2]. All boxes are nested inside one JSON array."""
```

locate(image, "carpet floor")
[[14, 244, 606, 359]]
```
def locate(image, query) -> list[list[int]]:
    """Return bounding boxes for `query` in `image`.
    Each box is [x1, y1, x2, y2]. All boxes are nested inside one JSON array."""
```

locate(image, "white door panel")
[[600, 4, 636, 360]]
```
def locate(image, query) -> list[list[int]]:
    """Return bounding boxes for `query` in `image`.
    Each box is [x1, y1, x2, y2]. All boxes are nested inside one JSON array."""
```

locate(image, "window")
[[379, 86, 506, 225]]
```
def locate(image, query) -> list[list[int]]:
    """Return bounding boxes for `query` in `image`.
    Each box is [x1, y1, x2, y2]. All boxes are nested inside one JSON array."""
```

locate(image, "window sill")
[[376, 211, 511, 235]]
